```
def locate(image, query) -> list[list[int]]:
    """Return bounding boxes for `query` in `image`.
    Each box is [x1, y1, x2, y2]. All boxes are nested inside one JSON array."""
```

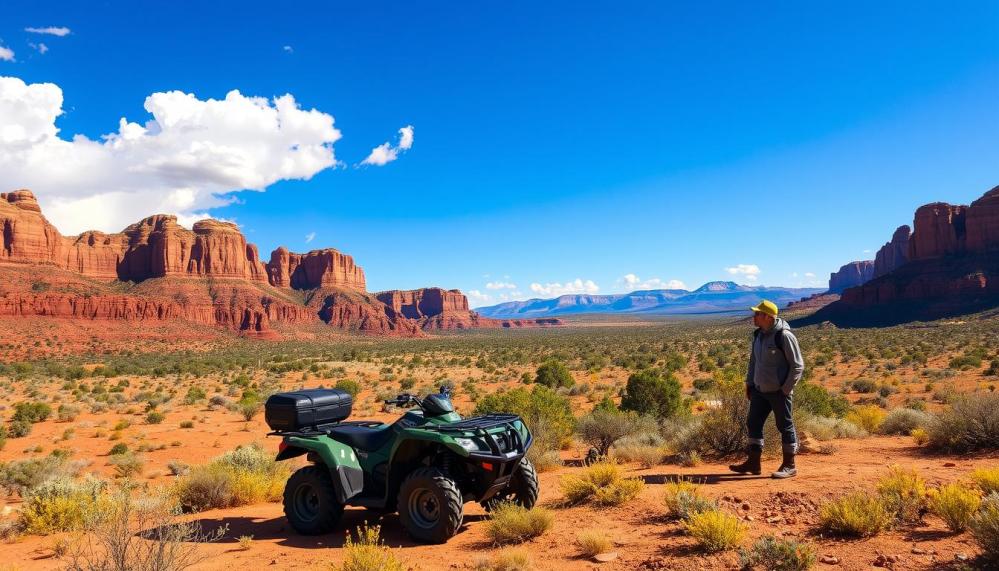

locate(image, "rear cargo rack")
[[268, 420, 385, 438]]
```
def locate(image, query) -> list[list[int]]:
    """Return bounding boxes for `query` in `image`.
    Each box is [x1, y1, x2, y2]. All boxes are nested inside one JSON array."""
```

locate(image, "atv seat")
[[328, 423, 393, 452]]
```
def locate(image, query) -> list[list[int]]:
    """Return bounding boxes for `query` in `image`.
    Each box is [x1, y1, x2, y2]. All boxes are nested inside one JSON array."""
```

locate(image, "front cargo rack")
[[417, 414, 520, 432]]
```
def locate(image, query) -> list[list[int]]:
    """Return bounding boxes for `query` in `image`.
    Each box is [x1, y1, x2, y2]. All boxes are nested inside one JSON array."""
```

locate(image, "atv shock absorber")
[[439, 451, 456, 477]]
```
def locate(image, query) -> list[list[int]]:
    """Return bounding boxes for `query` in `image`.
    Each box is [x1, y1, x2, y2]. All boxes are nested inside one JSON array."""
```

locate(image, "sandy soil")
[[2, 436, 995, 570]]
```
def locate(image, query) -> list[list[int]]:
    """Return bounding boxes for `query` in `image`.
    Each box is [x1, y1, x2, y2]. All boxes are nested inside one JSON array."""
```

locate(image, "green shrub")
[[928, 483, 981, 532], [8, 419, 32, 438], [475, 386, 574, 470], [662, 480, 716, 521], [12, 401, 52, 423], [575, 409, 646, 457], [108, 443, 129, 456], [879, 408, 933, 436], [184, 386, 207, 405], [57, 404, 81, 422], [109, 452, 144, 478], [794, 381, 850, 418], [146, 411, 165, 424], [335, 379, 362, 397], [0, 456, 75, 496], [819, 491, 891, 537], [534, 360, 574, 388], [684, 508, 745, 552], [739, 535, 816, 571], [850, 379, 876, 393], [620, 370, 684, 420], [927, 393, 999, 452], [971, 493, 999, 563], [19, 475, 106, 534], [484, 502, 554, 544]]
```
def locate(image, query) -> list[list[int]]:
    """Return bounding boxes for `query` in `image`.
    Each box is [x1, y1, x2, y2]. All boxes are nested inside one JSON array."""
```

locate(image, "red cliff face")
[[873, 225, 911, 279], [832, 185, 999, 314], [2, 188, 531, 341], [828, 260, 874, 293], [266, 247, 366, 291]]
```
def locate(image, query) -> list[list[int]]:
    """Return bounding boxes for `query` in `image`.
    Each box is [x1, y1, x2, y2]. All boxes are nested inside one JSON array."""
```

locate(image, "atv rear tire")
[[482, 457, 540, 511], [283, 465, 344, 535], [398, 467, 463, 543]]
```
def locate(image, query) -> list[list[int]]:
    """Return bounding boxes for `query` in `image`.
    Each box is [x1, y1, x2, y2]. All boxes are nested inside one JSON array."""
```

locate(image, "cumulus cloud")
[[360, 124, 414, 166], [25, 27, 71, 36], [485, 281, 517, 290], [529, 278, 599, 297], [0, 75, 342, 234], [305, 231, 316, 243], [0, 45, 13, 61], [466, 289, 492, 307], [618, 273, 687, 291], [725, 264, 761, 282], [29, 42, 48, 54]]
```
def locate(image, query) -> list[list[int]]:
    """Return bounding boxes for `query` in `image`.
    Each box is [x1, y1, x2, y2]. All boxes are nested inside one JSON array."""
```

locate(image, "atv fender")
[[282, 435, 364, 504]]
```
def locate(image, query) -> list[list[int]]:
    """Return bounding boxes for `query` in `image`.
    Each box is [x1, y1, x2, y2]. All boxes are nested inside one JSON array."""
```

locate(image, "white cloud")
[[804, 272, 816, 278], [725, 264, 761, 282], [29, 42, 48, 54], [529, 278, 599, 297], [617, 273, 687, 291], [0, 45, 14, 61], [485, 281, 517, 290], [360, 124, 414, 166], [466, 289, 492, 307], [283, 45, 293, 53], [0, 75, 342, 234], [25, 27, 71, 37], [304, 231, 316, 243]]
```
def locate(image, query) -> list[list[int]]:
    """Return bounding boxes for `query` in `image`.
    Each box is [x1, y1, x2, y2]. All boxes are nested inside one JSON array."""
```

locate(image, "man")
[[729, 299, 805, 479]]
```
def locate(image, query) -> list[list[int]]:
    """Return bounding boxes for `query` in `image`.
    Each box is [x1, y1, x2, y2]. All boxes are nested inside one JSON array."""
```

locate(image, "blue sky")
[[1, 2, 997, 306]]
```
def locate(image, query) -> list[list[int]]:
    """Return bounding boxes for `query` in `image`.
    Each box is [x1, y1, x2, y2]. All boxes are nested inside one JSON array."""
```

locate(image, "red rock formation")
[[1, 188, 555, 340], [873, 225, 910, 279], [966, 185, 999, 253], [828, 260, 874, 293], [266, 247, 366, 291], [909, 203, 967, 261]]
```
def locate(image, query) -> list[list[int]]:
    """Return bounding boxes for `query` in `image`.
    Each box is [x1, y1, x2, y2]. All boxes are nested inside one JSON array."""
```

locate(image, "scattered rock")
[[593, 552, 618, 563], [820, 554, 839, 565]]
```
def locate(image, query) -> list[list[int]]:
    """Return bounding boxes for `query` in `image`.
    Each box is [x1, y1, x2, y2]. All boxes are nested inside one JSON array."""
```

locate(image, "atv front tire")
[[398, 467, 464, 543], [483, 457, 540, 511], [283, 465, 344, 535]]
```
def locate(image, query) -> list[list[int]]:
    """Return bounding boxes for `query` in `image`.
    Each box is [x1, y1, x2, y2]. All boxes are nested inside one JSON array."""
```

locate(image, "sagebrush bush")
[[108, 452, 143, 478], [485, 502, 554, 544], [663, 480, 715, 521], [472, 549, 531, 571], [928, 483, 981, 532], [173, 444, 287, 511], [876, 467, 926, 525], [0, 455, 79, 496], [879, 408, 933, 436], [972, 468, 999, 495], [971, 493, 999, 562], [576, 530, 612, 557], [19, 475, 106, 534], [739, 535, 817, 571], [338, 523, 403, 571], [560, 461, 644, 507], [576, 409, 646, 457], [927, 393, 999, 452], [798, 414, 867, 440], [684, 508, 745, 552], [819, 491, 891, 537]]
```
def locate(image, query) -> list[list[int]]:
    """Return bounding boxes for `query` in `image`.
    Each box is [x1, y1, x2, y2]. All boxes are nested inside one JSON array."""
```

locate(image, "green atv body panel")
[[277, 408, 531, 509]]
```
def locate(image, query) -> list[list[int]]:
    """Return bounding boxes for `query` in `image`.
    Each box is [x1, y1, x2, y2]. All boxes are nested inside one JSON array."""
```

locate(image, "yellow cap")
[[750, 299, 778, 317]]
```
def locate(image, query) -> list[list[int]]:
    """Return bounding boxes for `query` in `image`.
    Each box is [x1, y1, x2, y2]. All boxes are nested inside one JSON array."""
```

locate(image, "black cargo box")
[[265, 389, 353, 432]]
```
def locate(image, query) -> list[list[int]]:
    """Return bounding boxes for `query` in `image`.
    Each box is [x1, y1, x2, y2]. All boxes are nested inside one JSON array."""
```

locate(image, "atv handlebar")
[[384, 385, 453, 409]]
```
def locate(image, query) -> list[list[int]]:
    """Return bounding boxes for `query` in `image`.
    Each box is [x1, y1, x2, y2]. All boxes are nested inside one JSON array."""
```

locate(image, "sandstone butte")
[[830, 184, 999, 313], [0, 189, 560, 338]]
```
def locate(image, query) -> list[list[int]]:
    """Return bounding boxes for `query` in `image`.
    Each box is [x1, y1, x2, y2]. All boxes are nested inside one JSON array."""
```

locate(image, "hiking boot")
[[728, 446, 762, 475], [771, 451, 797, 479]]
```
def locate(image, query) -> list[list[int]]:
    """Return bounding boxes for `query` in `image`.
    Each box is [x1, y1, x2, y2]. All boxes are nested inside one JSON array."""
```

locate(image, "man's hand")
[[745, 384, 752, 401]]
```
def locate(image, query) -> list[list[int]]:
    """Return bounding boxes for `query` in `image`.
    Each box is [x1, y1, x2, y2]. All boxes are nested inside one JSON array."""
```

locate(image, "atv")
[[264, 385, 538, 543]]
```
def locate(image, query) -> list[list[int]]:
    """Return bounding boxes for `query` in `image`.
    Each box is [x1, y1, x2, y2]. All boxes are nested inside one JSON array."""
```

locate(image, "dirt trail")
[[4, 436, 995, 570]]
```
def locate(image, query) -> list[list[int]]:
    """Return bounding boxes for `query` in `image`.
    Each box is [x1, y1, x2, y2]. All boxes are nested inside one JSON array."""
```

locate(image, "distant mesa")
[[0, 189, 562, 338], [799, 184, 999, 326], [475, 279, 824, 318]]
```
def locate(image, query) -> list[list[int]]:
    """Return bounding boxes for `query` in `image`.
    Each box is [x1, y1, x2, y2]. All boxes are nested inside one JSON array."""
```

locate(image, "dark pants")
[[747, 386, 798, 454]]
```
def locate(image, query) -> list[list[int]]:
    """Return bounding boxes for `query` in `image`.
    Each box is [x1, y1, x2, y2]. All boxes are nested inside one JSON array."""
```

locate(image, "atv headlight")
[[454, 437, 480, 452]]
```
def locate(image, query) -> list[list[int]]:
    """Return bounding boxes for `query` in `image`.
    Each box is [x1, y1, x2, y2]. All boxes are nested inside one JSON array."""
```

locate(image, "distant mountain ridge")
[[475, 281, 824, 318]]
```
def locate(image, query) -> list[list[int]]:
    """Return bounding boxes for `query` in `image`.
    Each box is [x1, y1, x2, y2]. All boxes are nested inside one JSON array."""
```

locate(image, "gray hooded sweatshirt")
[[745, 318, 805, 395]]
